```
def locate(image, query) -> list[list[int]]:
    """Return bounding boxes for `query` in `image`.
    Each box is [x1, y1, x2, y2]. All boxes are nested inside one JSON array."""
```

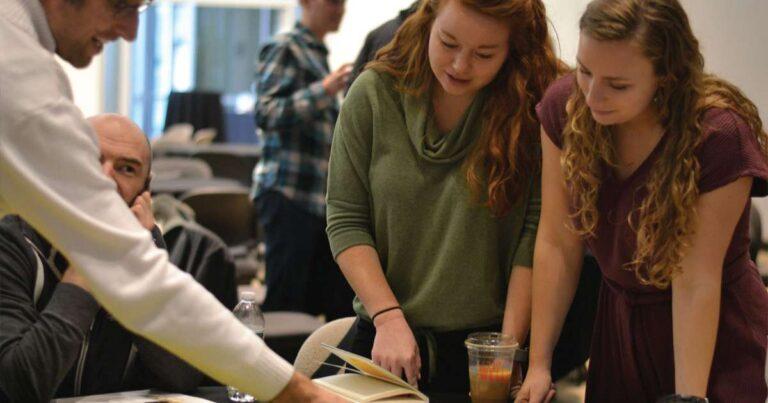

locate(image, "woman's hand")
[[371, 309, 421, 386], [515, 367, 555, 403]]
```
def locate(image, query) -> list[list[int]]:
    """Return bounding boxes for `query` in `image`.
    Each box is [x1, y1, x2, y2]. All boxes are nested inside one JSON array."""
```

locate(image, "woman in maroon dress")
[[517, 1, 768, 402]]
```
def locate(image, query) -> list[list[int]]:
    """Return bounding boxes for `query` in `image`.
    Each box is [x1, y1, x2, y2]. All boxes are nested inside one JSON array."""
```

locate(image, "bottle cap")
[[240, 291, 257, 302]]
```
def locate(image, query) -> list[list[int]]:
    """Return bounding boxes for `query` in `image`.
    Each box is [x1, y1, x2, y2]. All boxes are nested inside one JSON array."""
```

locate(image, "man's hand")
[[271, 372, 346, 402], [130, 191, 155, 231], [322, 63, 353, 96], [62, 266, 91, 294]]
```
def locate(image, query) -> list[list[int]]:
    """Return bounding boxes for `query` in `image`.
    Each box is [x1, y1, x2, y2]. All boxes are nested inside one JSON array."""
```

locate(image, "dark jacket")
[[347, 1, 419, 91], [0, 215, 202, 403]]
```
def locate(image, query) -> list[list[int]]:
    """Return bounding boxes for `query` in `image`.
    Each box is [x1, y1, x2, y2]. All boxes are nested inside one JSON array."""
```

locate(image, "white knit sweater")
[[0, 0, 293, 399]]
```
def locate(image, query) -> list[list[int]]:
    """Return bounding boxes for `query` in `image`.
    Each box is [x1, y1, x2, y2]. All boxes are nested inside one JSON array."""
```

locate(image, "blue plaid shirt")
[[252, 23, 339, 218]]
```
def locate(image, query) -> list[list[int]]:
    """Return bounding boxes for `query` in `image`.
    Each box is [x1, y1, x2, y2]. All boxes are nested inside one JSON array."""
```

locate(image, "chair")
[[293, 317, 356, 378], [154, 123, 195, 145], [163, 220, 238, 310], [152, 194, 239, 387], [262, 312, 328, 365], [193, 128, 218, 145], [179, 186, 263, 283], [164, 91, 225, 143], [179, 186, 254, 246], [192, 151, 257, 187], [152, 157, 213, 181]]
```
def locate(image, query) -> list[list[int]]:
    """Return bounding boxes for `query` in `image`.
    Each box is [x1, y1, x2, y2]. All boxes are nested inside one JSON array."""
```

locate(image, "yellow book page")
[[321, 344, 421, 393]]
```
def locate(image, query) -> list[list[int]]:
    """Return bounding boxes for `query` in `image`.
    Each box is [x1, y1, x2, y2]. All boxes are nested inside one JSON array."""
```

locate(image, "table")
[[153, 143, 261, 186], [190, 386, 231, 403], [154, 143, 261, 159], [151, 177, 244, 198], [54, 386, 475, 402], [191, 386, 474, 402]]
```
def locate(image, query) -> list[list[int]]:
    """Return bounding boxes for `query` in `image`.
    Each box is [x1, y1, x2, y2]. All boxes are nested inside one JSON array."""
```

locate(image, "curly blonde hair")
[[564, 0, 768, 288], [369, 0, 566, 216]]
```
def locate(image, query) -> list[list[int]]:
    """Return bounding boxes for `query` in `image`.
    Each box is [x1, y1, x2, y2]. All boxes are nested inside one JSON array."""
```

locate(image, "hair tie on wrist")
[[371, 306, 402, 322]]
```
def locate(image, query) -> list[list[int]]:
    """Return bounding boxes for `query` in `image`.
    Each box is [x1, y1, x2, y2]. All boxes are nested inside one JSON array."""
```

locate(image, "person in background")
[[0, 114, 204, 401], [326, 0, 569, 395], [347, 1, 418, 90], [519, 0, 768, 402], [252, 0, 354, 321], [0, 0, 342, 400]]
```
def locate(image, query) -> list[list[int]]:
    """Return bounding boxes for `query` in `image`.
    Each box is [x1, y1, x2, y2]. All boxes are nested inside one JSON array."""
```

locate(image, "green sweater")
[[326, 70, 540, 331]]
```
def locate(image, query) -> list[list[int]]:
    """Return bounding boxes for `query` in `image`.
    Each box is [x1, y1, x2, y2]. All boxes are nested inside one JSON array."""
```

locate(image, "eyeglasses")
[[110, 0, 153, 18]]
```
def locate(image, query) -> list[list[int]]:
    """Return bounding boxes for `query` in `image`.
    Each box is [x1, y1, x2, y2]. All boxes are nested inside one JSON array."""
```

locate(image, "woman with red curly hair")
[[325, 0, 571, 395], [520, 0, 768, 402]]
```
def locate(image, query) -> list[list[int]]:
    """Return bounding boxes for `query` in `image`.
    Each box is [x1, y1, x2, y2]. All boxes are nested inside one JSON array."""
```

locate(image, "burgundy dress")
[[536, 74, 768, 403]]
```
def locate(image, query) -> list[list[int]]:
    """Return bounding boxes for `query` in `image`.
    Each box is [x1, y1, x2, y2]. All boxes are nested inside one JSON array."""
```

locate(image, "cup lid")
[[464, 332, 518, 351]]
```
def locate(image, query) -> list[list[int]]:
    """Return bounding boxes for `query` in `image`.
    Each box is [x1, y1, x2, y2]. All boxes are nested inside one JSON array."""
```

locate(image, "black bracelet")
[[371, 306, 402, 323]]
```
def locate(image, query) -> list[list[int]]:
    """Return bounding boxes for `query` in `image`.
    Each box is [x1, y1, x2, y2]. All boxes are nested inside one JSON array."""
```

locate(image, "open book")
[[313, 344, 429, 402]]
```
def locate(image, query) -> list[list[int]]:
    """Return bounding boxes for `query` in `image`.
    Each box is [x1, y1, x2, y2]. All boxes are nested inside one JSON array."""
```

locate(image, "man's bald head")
[[87, 114, 151, 204]]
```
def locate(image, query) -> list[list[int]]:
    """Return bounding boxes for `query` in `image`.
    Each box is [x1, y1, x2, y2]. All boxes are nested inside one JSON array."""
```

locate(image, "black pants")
[[345, 255, 602, 392], [255, 191, 355, 321], [550, 254, 600, 380], [348, 318, 499, 395]]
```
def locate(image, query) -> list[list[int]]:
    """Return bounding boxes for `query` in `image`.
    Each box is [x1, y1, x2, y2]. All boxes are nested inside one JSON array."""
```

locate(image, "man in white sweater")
[[0, 0, 341, 401]]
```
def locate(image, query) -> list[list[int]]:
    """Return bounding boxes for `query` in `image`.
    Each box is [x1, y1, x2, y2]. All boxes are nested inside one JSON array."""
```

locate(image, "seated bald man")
[[0, 114, 202, 402]]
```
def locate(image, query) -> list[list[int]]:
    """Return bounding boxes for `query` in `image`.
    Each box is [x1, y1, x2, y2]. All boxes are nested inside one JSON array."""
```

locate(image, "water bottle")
[[227, 292, 265, 402]]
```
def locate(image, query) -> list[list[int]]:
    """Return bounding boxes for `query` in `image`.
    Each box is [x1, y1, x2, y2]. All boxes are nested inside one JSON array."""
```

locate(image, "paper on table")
[[52, 390, 214, 403]]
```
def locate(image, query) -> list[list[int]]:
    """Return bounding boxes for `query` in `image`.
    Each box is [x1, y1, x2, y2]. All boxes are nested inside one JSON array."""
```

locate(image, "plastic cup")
[[465, 332, 518, 403]]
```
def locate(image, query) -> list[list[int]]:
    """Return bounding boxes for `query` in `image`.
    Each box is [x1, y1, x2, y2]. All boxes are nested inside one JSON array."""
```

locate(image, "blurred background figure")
[[251, 0, 355, 321], [347, 1, 418, 90]]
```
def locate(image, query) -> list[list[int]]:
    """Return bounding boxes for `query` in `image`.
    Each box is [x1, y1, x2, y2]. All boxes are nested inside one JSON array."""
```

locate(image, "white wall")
[[680, 0, 768, 125], [679, 0, 768, 235], [543, 0, 590, 64], [326, 0, 416, 69], [58, 55, 104, 118]]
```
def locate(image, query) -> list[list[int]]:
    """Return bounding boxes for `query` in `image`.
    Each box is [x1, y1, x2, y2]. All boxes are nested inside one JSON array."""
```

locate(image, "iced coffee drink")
[[465, 332, 517, 403]]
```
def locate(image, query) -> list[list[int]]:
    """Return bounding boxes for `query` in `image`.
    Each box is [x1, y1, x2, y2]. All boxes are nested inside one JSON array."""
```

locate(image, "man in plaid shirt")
[[252, 0, 354, 321]]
